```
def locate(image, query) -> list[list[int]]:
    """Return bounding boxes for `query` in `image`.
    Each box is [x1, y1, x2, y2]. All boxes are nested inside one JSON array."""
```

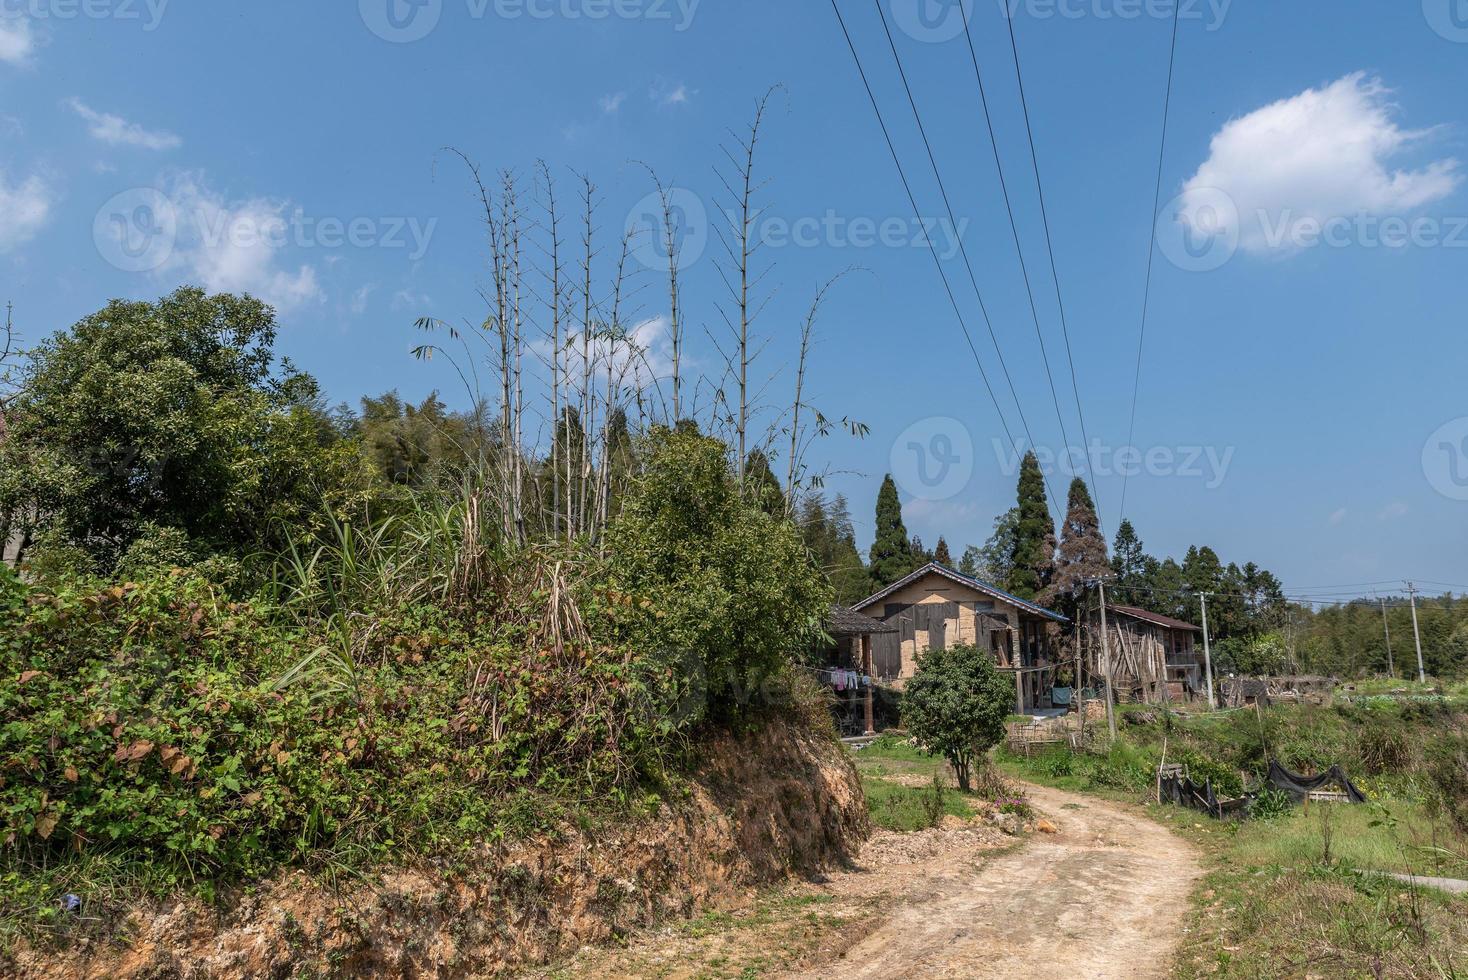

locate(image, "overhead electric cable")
[[1118, 0, 1183, 528], [992, 10, 1104, 526], [828, 0, 1020, 462], [866, 0, 1067, 520]]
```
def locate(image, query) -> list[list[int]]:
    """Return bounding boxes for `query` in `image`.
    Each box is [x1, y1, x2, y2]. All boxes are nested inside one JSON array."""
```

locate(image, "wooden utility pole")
[[1379, 597, 1395, 678], [1098, 579, 1117, 741], [1198, 592, 1216, 710], [1406, 582, 1426, 683]]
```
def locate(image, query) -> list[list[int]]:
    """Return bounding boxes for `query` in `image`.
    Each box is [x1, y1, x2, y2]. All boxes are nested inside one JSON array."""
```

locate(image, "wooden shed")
[[1086, 605, 1203, 704]]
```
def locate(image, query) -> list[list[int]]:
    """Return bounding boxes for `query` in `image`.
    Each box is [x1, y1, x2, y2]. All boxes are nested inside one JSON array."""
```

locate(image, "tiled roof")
[[852, 562, 1069, 623], [827, 605, 899, 636], [1110, 605, 1201, 632]]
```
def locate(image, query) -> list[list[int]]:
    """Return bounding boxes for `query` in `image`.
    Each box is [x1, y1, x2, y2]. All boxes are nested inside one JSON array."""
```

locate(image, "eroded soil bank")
[[13, 719, 867, 979]]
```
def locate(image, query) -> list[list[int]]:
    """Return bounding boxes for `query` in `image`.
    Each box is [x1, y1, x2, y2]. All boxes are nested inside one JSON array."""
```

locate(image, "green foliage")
[[867, 475, 915, 589], [959, 507, 1019, 585], [1245, 786, 1294, 821], [1007, 453, 1054, 601], [902, 644, 1014, 791], [0, 289, 372, 571], [0, 563, 674, 920], [862, 777, 973, 832], [797, 494, 870, 605], [604, 428, 831, 723]]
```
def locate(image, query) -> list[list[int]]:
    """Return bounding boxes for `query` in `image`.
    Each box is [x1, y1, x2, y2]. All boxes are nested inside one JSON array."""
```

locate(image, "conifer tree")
[[1046, 478, 1109, 619], [869, 474, 915, 588], [933, 536, 952, 567], [1007, 452, 1055, 601], [1111, 519, 1148, 587]]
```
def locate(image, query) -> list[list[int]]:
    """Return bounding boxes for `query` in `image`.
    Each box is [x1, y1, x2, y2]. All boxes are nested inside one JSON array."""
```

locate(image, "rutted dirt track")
[[787, 783, 1203, 980], [541, 782, 1202, 979]]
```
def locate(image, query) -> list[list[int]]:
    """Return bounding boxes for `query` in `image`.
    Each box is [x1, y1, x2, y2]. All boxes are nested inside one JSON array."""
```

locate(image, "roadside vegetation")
[[1000, 699, 1468, 978], [0, 98, 877, 969]]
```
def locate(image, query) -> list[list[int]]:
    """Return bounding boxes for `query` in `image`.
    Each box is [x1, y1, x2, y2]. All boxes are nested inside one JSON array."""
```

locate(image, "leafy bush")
[[604, 427, 830, 723], [0, 567, 670, 903], [1246, 787, 1294, 822], [902, 644, 1013, 791]]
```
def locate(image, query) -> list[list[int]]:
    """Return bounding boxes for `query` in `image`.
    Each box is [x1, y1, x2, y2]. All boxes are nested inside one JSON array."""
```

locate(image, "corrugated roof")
[[827, 605, 899, 635], [853, 562, 1069, 624], [1110, 605, 1200, 632]]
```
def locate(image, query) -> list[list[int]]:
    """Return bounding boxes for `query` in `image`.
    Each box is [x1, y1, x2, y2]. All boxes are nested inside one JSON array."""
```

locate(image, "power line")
[[866, 0, 1067, 520], [996, 10, 1103, 528], [1118, 0, 1183, 529], [827, 0, 1020, 465]]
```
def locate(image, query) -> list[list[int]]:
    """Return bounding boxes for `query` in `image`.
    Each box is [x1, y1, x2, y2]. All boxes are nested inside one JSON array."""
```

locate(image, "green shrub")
[[902, 645, 1013, 792], [0, 568, 670, 902], [604, 427, 830, 724]]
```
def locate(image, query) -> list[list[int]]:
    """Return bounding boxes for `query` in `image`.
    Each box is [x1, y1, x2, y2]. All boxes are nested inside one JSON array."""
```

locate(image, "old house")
[[1086, 605, 1203, 704], [852, 562, 1069, 713]]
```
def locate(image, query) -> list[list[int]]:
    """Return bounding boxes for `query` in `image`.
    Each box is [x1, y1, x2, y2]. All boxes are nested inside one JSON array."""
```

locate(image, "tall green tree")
[[961, 507, 1020, 584], [799, 493, 871, 604], [933, 536, 952, 567], [1045, 478, 1109, 620], [1007, 452, 1055, 601], [869, 474, 916, 588], [1110, 519, 1153, 587], [0, 289, 361, 570]]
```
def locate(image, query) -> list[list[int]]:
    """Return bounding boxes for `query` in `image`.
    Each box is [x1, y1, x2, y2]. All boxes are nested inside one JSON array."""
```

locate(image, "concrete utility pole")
[[1098, 579, 1117, 741], [1379, 597, 1394, 679], [1198, 592, 1216, 710], [1406, 582, 1426, 684]]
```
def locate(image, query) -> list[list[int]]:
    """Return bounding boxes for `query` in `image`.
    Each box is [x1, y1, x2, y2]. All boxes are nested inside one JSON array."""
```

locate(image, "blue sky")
[[2, 0, 1467, 597]]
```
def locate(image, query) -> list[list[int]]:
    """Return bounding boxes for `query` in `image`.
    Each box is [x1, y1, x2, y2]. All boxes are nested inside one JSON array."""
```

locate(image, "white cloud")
[[1177, 73, 1461, 254], [649, 79, 693, 107], [163, 174, 323, 313], [391, 287, 431, 312], [0, 16, 35, 66], [1378, 501, 1409, 521], [350, 284, 377, 315], [67, 99, 181, 151], [599, 92, 626, 115], [1329, 507, 1348, 526], [0, 169, 52, 250], [533, 314, 673, 391]]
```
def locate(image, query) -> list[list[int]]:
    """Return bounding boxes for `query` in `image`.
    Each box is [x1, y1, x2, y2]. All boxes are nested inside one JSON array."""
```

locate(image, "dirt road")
[[536, 782, 1202, 979], [786, 783, 1203, 980]]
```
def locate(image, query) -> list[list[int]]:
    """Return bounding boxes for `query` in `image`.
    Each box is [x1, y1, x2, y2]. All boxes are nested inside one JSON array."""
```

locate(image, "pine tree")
[[1007, 452, 1055, 601], [933, 536, 952, 567], [1046, 478, 1109, 619], [800, 492, 872, 604], [869, 474, 915, 588], [1111, 519, 1148, 586]]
